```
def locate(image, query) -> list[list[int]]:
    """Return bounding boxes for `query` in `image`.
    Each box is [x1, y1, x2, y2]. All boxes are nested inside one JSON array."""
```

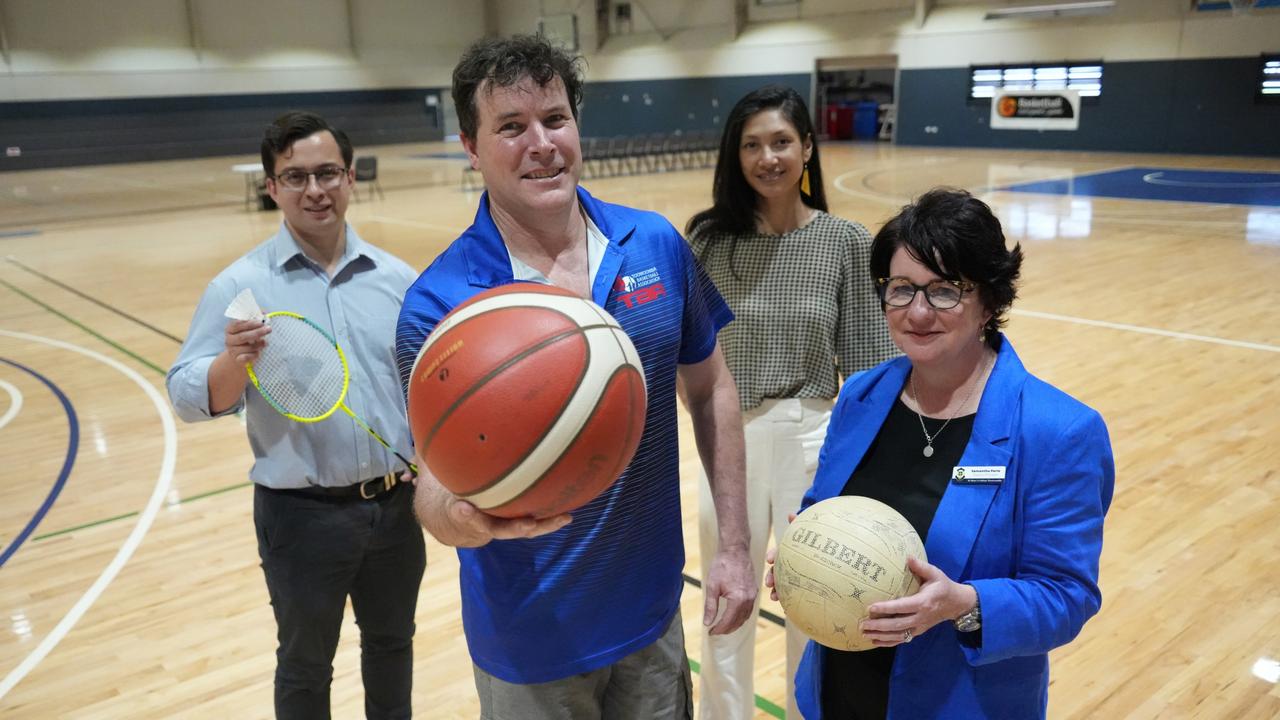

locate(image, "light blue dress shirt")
[[167, 222, 417, 489]]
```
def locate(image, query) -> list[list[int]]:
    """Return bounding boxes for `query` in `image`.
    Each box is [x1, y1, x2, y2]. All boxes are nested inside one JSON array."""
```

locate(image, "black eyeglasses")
[[877, 277, 977, 310], [271, 165, 348, 191]]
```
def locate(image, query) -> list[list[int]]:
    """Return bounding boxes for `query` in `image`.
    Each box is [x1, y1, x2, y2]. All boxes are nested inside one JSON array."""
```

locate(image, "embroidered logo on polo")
[[613, 267, 667, 309]]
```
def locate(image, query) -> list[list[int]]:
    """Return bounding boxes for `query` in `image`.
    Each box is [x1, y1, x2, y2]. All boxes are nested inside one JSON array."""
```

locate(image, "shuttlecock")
[[224, 288, 266, 323]]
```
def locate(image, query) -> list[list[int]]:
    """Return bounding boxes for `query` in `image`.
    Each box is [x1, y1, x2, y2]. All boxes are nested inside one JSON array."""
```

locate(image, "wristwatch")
[[953, 588, 982, 632]]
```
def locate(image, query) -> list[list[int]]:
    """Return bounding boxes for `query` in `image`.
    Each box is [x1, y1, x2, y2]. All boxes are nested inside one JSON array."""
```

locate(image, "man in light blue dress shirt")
[[167, 111, 424, 720]]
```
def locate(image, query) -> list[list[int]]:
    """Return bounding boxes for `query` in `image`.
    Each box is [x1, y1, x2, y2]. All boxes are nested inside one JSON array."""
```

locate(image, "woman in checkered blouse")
[[685, 85, 899, 720]]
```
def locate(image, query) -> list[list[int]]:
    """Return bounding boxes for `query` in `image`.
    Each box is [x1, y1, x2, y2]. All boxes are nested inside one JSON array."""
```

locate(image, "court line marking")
[[0, 278, 168, 375], [0, 358, 77, 568], [362, 214, 465, 234], [831, 158, 963, 206], [6, 256, 186, 344], [1011, 309, 1280, 353], [32, 481, 253, 542], [687, 657, 785, 719], [0, 329, 177, 701], [975, 164, 1136, 197], [1142, 171, 1280, 189], [0, 379, 21, 431], [993, 168, 1280, 210]]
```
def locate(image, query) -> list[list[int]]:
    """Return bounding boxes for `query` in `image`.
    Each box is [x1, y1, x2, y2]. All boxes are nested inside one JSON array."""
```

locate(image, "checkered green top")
[[689, 211, 899, 411]]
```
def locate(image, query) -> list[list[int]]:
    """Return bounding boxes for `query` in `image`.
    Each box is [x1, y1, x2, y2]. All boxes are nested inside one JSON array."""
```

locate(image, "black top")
[[821, 396, 976, 720]]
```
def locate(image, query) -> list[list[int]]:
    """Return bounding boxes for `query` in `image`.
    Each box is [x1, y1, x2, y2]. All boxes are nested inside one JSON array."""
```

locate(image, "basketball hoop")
[[1228, 0, 1255, 15]]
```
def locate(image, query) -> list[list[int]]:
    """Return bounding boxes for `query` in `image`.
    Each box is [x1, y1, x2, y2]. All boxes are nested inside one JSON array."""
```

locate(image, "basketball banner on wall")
[[991, 89, 1081, 131]]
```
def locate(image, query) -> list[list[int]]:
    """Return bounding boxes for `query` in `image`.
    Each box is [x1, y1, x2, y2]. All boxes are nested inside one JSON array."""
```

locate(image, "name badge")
[[952, 466, 1006, 484]]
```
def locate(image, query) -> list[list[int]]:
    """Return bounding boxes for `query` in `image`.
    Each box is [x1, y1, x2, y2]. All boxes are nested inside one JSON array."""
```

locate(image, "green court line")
[[33, 484, 791, 720], [688, 657, 786, 719], [31, 482, 252, 542], [0, 277, 168, 376]]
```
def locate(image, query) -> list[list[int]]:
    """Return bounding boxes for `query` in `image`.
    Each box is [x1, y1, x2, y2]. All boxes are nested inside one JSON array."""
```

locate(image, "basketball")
[[774, 495, 926, 651], [406, 282, 647, 519]]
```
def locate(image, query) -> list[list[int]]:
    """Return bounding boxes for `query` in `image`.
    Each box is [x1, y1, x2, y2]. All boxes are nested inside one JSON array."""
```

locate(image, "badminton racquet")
[[244, 310, 417, 475]]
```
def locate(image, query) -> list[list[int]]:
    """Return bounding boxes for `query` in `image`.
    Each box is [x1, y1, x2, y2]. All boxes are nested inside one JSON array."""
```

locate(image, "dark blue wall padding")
[[0, 88, 444, 171], [895, 57, 1279, 156]]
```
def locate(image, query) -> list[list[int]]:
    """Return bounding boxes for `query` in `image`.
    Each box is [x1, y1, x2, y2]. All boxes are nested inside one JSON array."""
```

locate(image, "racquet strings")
[[252, 315, 347, 420]]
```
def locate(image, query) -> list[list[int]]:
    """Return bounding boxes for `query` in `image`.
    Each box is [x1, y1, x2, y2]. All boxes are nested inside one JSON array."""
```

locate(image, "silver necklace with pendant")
[[908, 354, 990, 458]]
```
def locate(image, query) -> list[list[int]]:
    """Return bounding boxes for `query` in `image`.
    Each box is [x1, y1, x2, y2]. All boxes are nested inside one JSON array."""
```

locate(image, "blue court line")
[[1196, 0, 1280, 9], [1000, 167, 1280, 208], [0, 229, 42, 239], [0, 356, 78, 568]]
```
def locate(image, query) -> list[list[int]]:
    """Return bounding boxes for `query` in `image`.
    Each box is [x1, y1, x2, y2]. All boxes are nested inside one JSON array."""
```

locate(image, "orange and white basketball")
[[774, 495, 926, 651], [407, 283, 647, 519]]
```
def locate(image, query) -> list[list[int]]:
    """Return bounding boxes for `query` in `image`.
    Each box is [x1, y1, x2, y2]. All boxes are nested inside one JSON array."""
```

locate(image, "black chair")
[[353, 156, 384, 201], [582, 137, 607, 179], [461, 166, 483, 192], [605, 135, 629, 176]]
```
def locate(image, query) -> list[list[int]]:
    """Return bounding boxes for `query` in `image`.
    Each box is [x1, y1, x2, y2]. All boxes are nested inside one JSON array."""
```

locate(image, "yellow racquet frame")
[[246, 310, 417, 474], [246, 311, 350, 422]]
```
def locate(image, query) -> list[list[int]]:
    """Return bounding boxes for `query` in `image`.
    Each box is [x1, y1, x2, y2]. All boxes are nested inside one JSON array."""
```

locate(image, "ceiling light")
[[984, 1, 1116, 20]]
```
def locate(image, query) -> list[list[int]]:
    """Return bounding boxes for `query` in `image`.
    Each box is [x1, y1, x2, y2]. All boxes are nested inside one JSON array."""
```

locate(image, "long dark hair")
[[685, 85, 827, 239]]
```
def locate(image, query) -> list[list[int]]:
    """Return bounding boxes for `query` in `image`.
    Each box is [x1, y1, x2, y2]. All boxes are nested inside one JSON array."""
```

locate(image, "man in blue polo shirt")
[[395, 35, 755, 718]]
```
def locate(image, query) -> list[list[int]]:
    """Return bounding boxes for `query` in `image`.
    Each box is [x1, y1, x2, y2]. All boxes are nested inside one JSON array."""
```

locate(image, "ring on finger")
[[902, 629, 914, 643]]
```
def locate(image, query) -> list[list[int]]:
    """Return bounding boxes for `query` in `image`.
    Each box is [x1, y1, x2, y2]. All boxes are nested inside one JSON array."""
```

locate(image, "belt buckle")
[[359, 472, 396, 500]]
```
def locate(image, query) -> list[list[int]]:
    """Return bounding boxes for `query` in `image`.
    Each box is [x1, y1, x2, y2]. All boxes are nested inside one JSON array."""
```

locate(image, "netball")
[[774, 496, 926, 651], [406, 282, 647, 519]]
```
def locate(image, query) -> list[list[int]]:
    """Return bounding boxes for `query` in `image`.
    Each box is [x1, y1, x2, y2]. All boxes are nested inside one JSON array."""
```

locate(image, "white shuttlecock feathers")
[[224, 288, 266, 324]]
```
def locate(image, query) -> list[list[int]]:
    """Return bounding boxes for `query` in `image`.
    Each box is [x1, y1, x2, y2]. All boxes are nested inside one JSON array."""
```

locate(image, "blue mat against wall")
[[1000, 167, 1280, 207]]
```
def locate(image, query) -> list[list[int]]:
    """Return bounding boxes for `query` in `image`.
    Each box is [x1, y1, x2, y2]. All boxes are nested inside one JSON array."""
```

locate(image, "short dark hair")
[[686, 85, 827, 239], [260, 110, 353, 177], [452, 35, 585, 141], [869, 188, 1023, 349]]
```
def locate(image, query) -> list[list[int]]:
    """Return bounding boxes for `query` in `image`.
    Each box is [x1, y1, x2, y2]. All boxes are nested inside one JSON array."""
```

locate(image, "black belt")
[[268, 472, 403, 502]]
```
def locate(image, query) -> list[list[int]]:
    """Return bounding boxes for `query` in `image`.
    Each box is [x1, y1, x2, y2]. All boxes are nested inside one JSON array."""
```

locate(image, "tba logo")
[[614, 269, 666, 309]]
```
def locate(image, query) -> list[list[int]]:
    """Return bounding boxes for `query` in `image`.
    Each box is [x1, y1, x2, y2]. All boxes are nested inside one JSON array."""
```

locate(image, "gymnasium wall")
[[502, 0, 1280, 156], [1, 0, 1278, 169], [579, 74, 810, 138], [895, 58, 1280, 156], [0, 0, 476, 169], [0, 89, 444, 171]]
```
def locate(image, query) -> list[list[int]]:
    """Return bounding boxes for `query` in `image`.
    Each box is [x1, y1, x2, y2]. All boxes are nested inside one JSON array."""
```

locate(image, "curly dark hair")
[[452, 34, 585, 140], [869, 188, 1023, 350]]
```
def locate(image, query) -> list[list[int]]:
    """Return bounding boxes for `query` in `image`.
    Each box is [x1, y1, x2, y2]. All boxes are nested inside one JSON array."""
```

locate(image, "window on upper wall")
[[1260, 54, 1280, 104], [969, 62, 1104, 103]]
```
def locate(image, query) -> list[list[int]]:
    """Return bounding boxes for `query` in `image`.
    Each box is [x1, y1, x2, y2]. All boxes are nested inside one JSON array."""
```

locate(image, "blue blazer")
[[794, 337, 1114, 719]]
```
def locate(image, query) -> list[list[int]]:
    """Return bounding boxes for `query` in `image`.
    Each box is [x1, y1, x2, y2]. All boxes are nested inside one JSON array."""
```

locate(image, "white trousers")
[[697, 398, 832, 720]]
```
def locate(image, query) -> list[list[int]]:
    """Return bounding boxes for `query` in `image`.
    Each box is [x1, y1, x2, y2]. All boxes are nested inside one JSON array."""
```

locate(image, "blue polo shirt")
[[395, 186, 732, 683]]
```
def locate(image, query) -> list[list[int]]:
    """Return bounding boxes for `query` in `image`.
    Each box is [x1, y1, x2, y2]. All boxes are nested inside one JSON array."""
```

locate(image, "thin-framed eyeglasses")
[[271, 165, 348, 192], [877, 276, 977, 310]]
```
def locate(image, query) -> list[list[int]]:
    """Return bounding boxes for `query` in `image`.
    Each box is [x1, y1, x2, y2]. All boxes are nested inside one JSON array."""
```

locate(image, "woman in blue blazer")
[[768, 188, 1115, 719]]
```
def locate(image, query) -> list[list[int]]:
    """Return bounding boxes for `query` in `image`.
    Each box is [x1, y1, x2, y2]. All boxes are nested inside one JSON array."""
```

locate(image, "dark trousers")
[[254, 482, 426, 720]]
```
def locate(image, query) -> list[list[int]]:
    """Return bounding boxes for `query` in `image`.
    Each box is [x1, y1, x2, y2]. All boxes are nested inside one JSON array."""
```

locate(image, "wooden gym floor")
[[1, 140, 1278, 718]]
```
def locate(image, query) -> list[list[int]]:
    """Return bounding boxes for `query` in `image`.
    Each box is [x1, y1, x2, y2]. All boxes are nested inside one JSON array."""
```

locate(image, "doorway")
[[814, 55, 898, 143]]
